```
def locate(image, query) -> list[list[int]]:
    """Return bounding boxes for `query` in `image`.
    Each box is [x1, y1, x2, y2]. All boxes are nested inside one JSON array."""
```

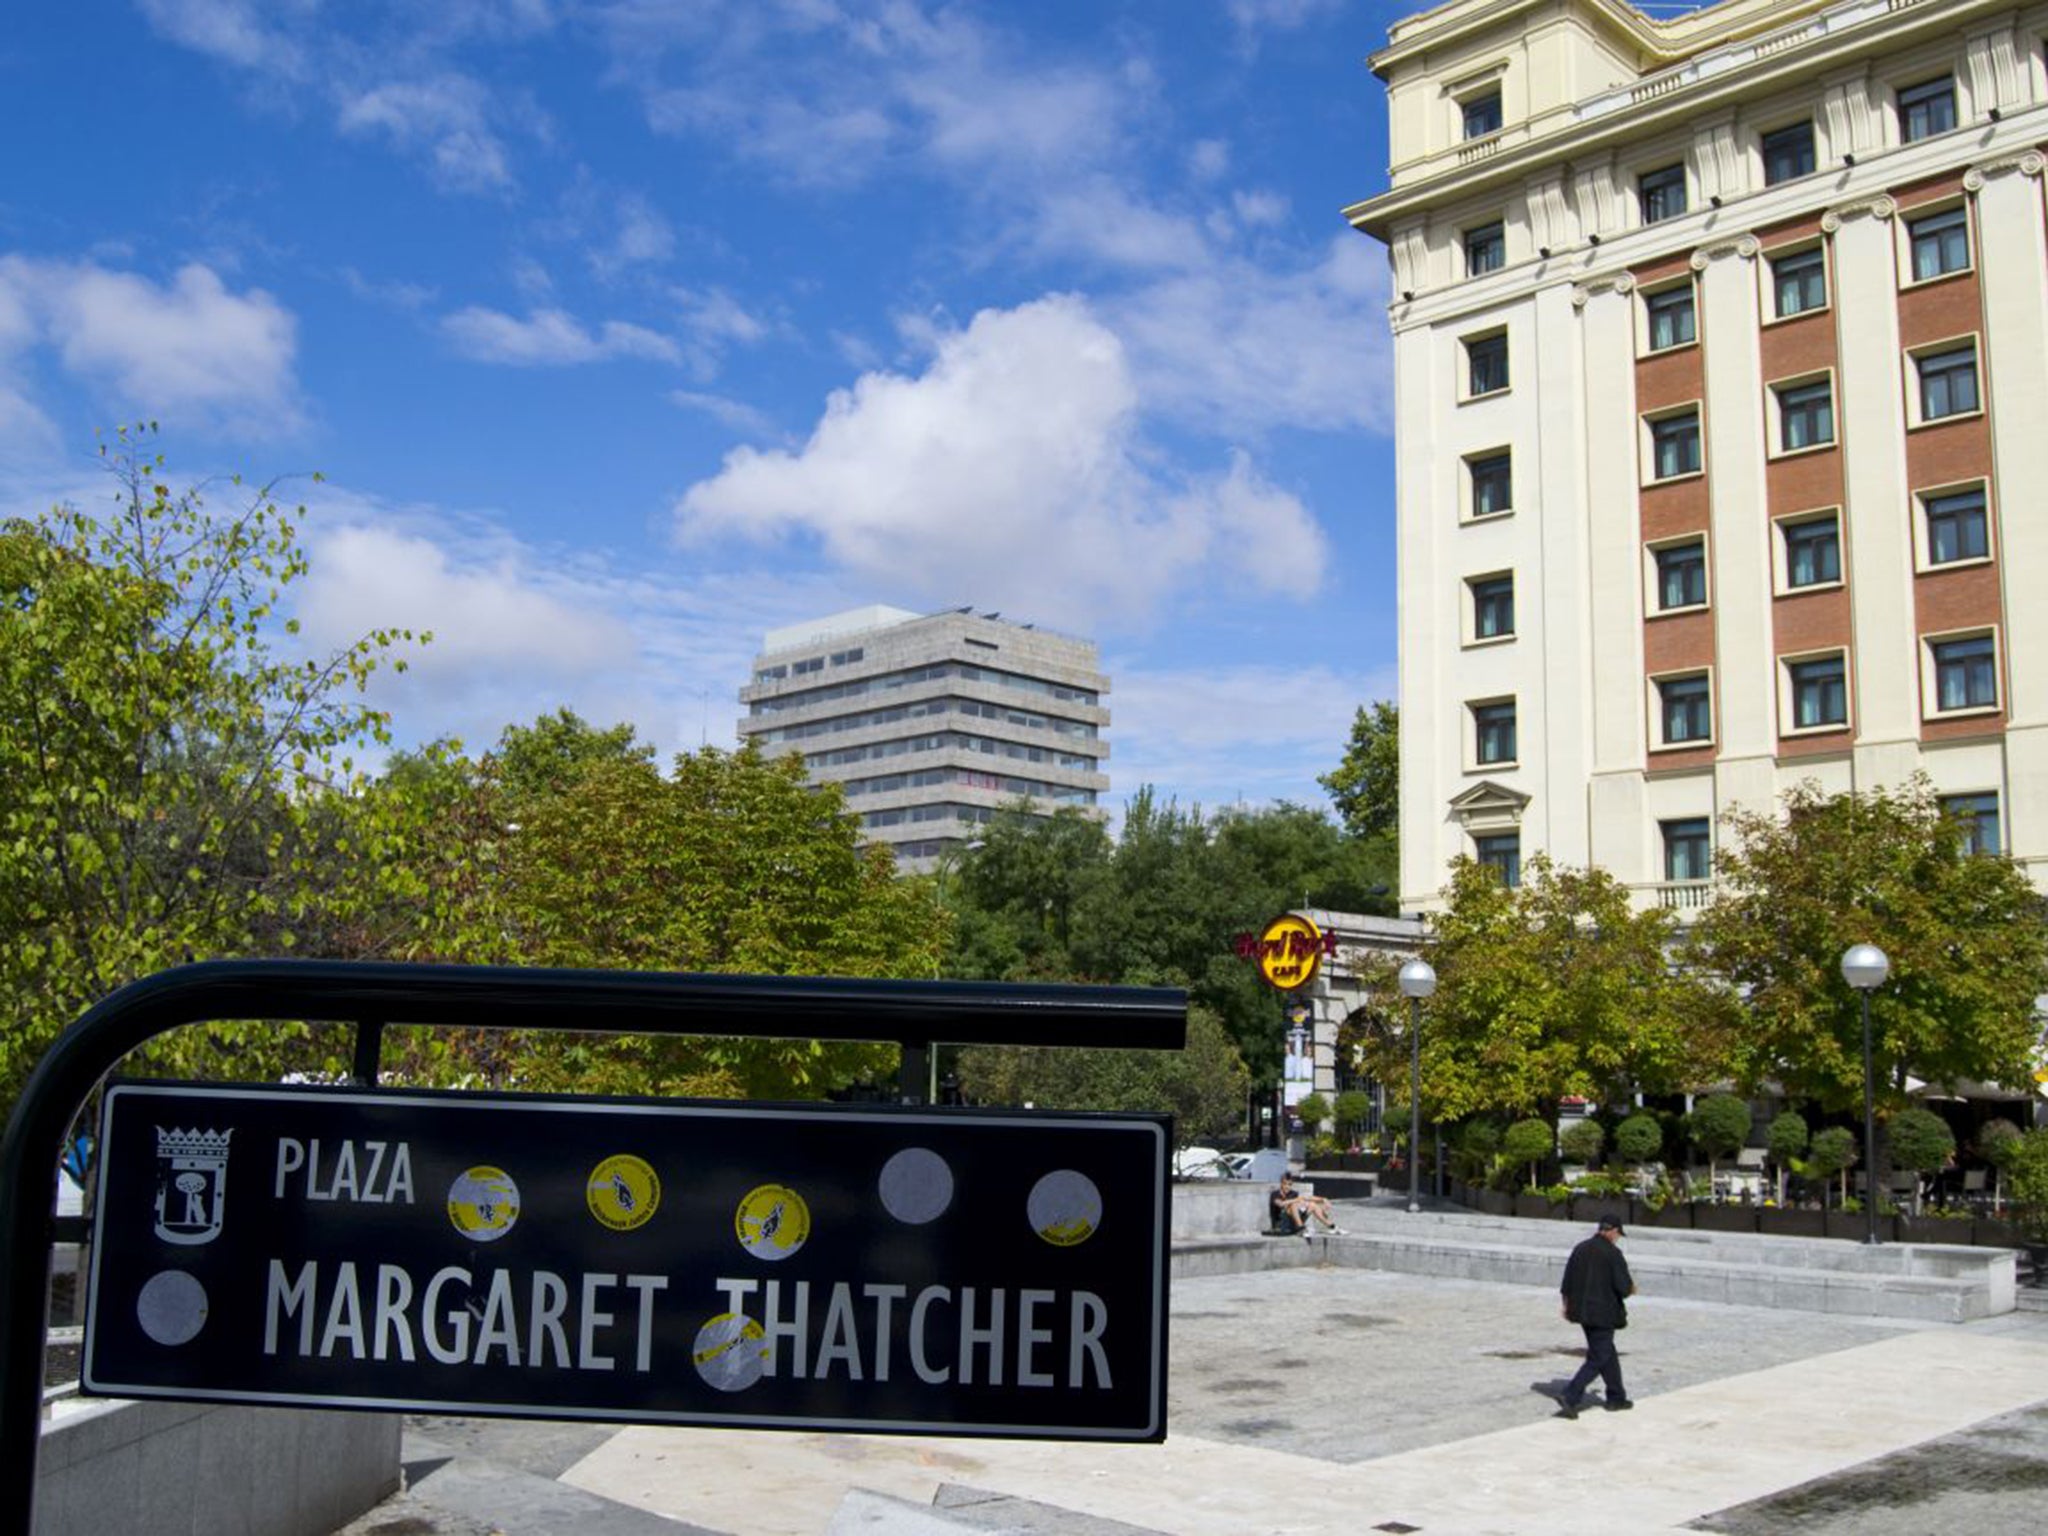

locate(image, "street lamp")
[[1840, 942, 1891, 1246], [1397, 957, 1437, 1214]]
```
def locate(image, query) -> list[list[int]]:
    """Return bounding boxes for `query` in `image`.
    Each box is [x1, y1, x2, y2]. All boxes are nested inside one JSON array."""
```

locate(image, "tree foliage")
[[1614, 1113, 1663, 1168], [945, 789, 1391, 1082], [1348, 856, 1716, 1124], [954, 1004, 1249, 1150], [0, 429, 421, 1109], [1886, 1107, 1955, 1176], [1559, 1117, 1605, 1165], [1684, 779, 2048, 1117], [1502, 1117, 1553, 1189], [1689, 1093, 1752, 1183], [1318, 701, 1399, 842]]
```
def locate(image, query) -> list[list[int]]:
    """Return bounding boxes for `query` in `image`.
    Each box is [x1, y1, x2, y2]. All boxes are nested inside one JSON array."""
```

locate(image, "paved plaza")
[[338, 1250, 2048, 1536]]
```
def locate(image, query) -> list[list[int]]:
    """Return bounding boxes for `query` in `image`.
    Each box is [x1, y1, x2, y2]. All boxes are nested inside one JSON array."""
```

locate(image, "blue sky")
[[0, 0, 1407, 817]]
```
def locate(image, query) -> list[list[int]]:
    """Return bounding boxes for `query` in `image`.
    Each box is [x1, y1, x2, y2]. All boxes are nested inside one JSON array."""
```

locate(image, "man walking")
[[1555, 1215, 1634, 1418]]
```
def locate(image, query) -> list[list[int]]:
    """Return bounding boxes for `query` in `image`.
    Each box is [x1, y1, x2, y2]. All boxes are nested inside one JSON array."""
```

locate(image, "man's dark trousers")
[[1564, 1324, 1624, 1406]]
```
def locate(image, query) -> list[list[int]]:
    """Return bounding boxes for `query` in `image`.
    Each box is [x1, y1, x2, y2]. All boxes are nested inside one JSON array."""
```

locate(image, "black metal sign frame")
[[0, 960, 1185, 1536], [85, 1081, 1169, 1438]]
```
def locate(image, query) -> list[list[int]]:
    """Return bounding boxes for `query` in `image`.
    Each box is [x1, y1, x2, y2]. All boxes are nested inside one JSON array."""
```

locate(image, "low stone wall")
[[34, 1397, 400, 1536], [1172, 1180, 1275, 1238]]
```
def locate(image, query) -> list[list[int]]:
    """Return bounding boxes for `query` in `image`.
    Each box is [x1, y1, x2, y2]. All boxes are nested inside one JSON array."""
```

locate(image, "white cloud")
[[670, 389, 780, 439], [440, 305, 681, 366], [1232, 189, 1291, 229], [589, 191, 676, 278], [0, 256, 301, 435], [1109, 234, 1391, 436], [340, 268, 437, 311], [134, 0, 310, 76], [674, 294, 1325, 632], [1222, 0, 1345, 36], [1188, 139, 1231, 182], [337, 75, 515, 194]]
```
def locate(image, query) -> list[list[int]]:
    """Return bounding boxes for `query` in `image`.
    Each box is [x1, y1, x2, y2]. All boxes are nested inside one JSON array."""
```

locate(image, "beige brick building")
[[1347, 0, 2048, 912]]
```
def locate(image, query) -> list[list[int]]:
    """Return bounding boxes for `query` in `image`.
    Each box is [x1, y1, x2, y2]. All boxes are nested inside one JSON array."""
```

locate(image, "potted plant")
[[1570, 1170, 1630, 1226], [1887, 1106, 1955, 1218], [1297, 1093, 1332, 1165], [1766, 1109, 1809, 1208], [1634, 1174, 1693, 1229], [1335, 1091, 1374, 1169], [1502, 1117, 1554, 1216], [1559, 1116, 1605, 1172], [1980, 1117, 2023, 1216], [1803, 1125, 1858, 1232], [1689, 1093, 1753, 1193]]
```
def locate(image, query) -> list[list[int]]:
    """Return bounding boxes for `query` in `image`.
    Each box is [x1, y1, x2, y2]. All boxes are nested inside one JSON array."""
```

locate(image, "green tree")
[[1689, 1094, 1752, 1190], [1296, 1091, 1331, 1135], [2002, 1128, 2048, 1244], [954, 1004, 1249, 1151], [1804, 1125, 1859, 1209], [1685, 781, 2048, 1182], [1502, 1116, 1554, 1191], [1349, 856, 1717, 1127], [1319, 701, 1398, 842], [1980, 1117, 2023, 1215], [0, 430, 420, 1112], [1559, 1117, 1605, 1166], [493, 707, 653, 806], [1614, 1113, 1663, 1173], [1766, 1110, 1809, 1205], [1334, 1089, 1373, 1147], [1887, 1107, 1955, 1213]]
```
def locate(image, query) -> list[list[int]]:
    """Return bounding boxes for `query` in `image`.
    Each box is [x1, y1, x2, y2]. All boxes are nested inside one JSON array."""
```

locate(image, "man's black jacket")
[[1560, 1234, 1634, 1328]]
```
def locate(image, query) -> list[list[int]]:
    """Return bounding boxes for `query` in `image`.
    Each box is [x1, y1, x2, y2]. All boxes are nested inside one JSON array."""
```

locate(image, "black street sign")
[[84, 1083, 1170, 1441]]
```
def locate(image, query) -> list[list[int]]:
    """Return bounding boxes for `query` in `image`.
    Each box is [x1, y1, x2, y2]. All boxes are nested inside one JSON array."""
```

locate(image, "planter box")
[[1900, 1215, 1974, 1246], [1691, 1203, 1759, 1234], [1825, 1211, 1897, 1242], [1514, 1191, 1567, 1220], [1571, 1194, 1630, 1227], [1973, 1218, 2019, 1249], [1473, 1187, 1514, 1217], [1757, 1208, 1827, 1239], [1305, 1154, 1343, 1172], [1632, 1199, 1692, 1230]]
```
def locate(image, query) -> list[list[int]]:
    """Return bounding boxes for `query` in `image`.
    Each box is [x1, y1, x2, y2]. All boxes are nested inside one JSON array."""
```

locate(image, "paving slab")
[[555, 1268, 2048, 1535]]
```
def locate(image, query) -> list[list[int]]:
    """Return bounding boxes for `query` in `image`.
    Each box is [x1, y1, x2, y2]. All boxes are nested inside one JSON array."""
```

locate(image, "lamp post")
[[1397, 957, 1437, 1214], [1840, 943, 1891, 1246]]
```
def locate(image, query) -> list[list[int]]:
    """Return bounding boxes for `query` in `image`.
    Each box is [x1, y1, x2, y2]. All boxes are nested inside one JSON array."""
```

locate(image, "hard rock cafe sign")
[[1233, 913, 1337, 991]]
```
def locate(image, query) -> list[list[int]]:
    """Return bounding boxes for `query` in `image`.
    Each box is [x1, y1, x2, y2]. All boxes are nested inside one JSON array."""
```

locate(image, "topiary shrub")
[[1614, 1113, 1663, 1172], [1502, 1117, 1555, 1191], [1295, 1092, 1331, 1136], [1806, 1125, 1859, 1209], [2005, 1128, 2048, 1247], [1767, 1110, 1809, 1205], [1559, 1117, 1606, 1167], [1334, 1090, 1373, 1147], [1887, 1107, 1956, 1213], [1690, 1094, 1753, 1190], [1981, 1117, 2023, 1214]]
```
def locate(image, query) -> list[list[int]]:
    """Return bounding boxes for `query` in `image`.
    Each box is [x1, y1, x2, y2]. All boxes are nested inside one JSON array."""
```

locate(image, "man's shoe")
[[1553, 1400, 1580, 1420], [1602, 1398, 1634, 1412]]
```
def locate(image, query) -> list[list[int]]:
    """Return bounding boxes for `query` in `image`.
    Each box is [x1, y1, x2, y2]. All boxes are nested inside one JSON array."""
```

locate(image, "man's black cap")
[[1598, 1216, 1626, 1235]]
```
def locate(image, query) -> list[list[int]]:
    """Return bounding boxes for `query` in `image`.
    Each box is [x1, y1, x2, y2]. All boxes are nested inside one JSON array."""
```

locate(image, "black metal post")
[[1, 960, 1184, 1536], [899, 1039, 931, 1104], [1861, 989, 1880, 1246], [1408, 994, 1422, 1214], [350, 1016, 386, 1087]]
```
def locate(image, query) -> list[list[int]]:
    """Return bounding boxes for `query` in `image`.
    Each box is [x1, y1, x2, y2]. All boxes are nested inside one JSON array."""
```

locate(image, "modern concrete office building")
[[1347, 0, 2048, 914], [737, 606, 1110, 871]]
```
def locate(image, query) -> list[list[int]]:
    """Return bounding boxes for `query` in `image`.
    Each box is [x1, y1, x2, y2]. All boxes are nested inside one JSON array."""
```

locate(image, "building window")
[[1465, 220, 1505, 277], [1941, 792, 2001, 856], [1772, 247, 1827, 317], [1776, 379, 1835, 452], [1916, 342, 1980, 420], [1788, 654, 1847, 729], [1925, 487, 1988, 565], [1898, 76, 1957, 142], [1931, 634, 1997, 712], [1645, 285, 1696, 351], [1469, 451, 1513, 518], [1907, 206, 1970, 281], [1473, 700, 1517, 765], [1471, 574, 1515, 640], [1762, 121, 1816, 185], [1662, 817, 1712, 882], [1639, 163, 1688, 224], [1650, 411, 1701, 479], [1463, 92, 1502, 139], [1783, 515, 1842, 589], [1475, 833, 1521, 888], [1467, 332, 1509, 396], [1655, 540, 1707, 610], [1658, 673, 1713, 745]]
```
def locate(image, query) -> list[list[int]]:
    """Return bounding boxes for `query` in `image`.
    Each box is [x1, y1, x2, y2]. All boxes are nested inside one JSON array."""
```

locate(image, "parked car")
[[1174, 1146, 1228, 1179]]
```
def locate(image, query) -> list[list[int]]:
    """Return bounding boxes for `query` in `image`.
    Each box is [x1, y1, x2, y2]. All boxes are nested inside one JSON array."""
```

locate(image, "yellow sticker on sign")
[[587, 1154, 660, 1231], [735, 1183, 811, 1260]]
